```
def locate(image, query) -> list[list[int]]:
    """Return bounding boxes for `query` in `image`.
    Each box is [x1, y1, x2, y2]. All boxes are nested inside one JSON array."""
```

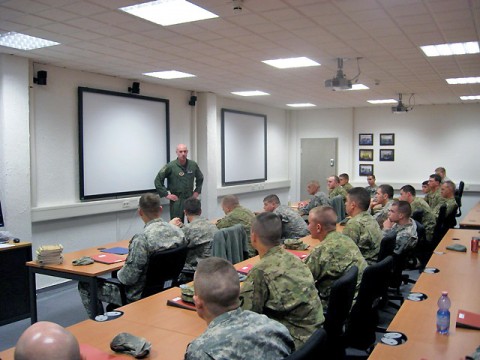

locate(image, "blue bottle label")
[[436, 310, 450, 334]]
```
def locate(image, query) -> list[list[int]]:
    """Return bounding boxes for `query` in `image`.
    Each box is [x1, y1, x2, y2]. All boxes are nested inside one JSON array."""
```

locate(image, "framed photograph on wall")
[[359, 149, 374, 161], [380, 133, 395, 146], [380, 149, 395, 161], [359, 164, 374, 176], [359, 133, 373, 145]]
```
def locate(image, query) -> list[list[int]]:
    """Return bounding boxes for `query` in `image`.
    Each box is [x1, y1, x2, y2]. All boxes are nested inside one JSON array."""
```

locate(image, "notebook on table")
[[237, 264, 253, 275], [285, 249, 309, 260], [167, 297, 196, 311], [91, 253, 125, 265], [456, 309, 480, 330], [100, 247, 128, 255]]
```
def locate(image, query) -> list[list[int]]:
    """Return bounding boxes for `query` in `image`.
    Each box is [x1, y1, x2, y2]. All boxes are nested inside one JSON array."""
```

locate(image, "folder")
[[91, 253, 125, 265], [285, 249, 308, 260], [237, 264, 253, 275], [167, 297, 196, 311], [100, 247, 129, 255], [456, 309, 480, 330]]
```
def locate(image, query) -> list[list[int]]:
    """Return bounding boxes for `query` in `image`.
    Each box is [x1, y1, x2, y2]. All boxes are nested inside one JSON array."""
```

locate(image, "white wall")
[[0, 55, 31, 242]]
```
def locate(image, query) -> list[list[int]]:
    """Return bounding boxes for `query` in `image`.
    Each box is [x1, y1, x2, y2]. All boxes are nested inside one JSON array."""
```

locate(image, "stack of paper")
[[36, 244, 64, 265]]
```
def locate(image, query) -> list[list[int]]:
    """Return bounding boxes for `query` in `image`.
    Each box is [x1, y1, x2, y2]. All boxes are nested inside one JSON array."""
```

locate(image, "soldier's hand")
[[166, 194, 179, 201], [169, 218, 183, 227], [193, 192, 200, 199]]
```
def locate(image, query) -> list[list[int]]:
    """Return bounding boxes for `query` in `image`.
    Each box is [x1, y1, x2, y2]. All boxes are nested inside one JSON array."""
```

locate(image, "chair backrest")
[[431, 204, 447, 249], [142, 243, 188, 298], [211, 224, 249, 264], [455, 180, 464, 217], [324, 265, 358, 337], [284, 328, 327, 360], [330, 195, 346, 223], [345, 256, 394, 350], [377, 232, 396, 262], [411, 209, 424, 223]]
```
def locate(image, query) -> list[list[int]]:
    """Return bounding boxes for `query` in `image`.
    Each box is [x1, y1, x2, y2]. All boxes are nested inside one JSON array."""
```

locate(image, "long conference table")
[[1, 227, 478, 359], [459, 201, 480, 229]]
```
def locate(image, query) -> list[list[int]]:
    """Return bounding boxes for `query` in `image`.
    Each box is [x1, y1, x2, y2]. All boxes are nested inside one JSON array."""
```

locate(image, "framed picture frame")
[[359, 133, 373, 146], [380, 149, 395, 161], [359, 164, 374, 176], [380, 133, 395, 146], [359, 149, 374, 161]]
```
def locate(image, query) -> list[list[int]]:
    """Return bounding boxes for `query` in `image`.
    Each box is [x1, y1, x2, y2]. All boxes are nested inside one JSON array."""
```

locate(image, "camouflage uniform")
[[425, 188, 445, 211], [78, 218, 185, 317], [383, 219, 418, 255], [365, 185, 377, 198], [182, 217, 217, 272], [299, 192, 331, 216], [305, 231, 367, 309], [342, 211, 382, 264], [373, 199, 394, 229], [216, 205, 256, 257], [410, 197, 436, 242], [185, 308, 295, 359], [273, 205, 310, 239], [240, 246, 324, 349], [328, 186, 347, 202], [342, 183, 353, 192], [435, 197, 457, 218], [154, 159, 204, 219]]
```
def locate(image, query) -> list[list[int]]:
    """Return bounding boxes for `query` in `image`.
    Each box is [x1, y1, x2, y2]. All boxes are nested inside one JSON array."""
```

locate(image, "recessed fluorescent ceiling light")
[[421, 41, 479, 56], [348, 84, 369, 90], [367, 99, 398, 104], [231, 91, 270, 96], [144, 70, 195, 79], [460, 95, 480, 100], [287, 103, 316, 107], [262, 57, 320, 69], [446, 77, 480, 84], [119, 0, 218, 26], [0, 32, 59, 50]]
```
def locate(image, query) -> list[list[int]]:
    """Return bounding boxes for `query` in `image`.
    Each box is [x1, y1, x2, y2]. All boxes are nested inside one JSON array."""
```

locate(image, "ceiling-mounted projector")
[[392, 93, 411, 113], [325, 58, 355, 91]]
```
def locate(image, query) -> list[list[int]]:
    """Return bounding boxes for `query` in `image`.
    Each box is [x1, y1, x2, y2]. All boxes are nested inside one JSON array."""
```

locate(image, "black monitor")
[[0, 200, 4, 227]]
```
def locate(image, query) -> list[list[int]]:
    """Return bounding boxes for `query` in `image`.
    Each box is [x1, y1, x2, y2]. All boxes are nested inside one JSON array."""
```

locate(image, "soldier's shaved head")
[[252, 212, 282, 247], [309, 206, 337, 232]]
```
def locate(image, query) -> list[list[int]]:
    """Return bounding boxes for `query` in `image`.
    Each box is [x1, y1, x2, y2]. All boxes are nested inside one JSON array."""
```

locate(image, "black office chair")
[[107, 243, 188, 306], [345, 256, 394, 355], [431, 204, 448, 250], [324, 265, 358, 359], [377, 232, 396, 262], [411, 209, 424, 223], [285, 328, 328, 360], [331, 195, 346, 223], [455, 181, 464, 217]]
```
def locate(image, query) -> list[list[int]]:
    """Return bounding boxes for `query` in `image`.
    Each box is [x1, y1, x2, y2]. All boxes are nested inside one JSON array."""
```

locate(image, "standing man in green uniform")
[[154, 144, 204, 220]]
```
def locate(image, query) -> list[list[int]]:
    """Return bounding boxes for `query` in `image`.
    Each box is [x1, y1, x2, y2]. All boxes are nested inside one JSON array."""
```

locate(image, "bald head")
[[15, 321, 82, 360]]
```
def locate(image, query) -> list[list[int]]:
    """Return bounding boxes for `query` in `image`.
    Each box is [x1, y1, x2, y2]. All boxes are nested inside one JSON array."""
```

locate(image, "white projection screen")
[[78, 87, 169, 200], [221, 109, 267, 186]]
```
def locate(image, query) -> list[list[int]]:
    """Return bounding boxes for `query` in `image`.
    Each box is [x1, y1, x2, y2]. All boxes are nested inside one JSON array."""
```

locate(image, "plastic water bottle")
[[436, 291, 451, 335]]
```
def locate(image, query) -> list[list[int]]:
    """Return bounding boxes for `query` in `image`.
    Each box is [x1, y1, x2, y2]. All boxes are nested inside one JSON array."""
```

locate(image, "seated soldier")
[[343, 187, 382, 264], [439, 180, 457, 218], [305, 206, 367, 310], [365, 174, 378, 198], [399, 185, 435, 242], [263, 194, 309, 239], [185, 257, 294, 359], [171, 197, 217, 283], [371, 184, 395, 229], [425, 174, 445, 210], [298, 180, 330, 216], [327, 175, 347, 202], [78, 193, 185, 317], [382, 201, 418, 256], [435, 166, 450, 183], [421, 180, 429, 195], [339, 173, 353, 191], [216, 194, 256, 257], [15, 321, 82, 360], [240, 212, 324, 349]]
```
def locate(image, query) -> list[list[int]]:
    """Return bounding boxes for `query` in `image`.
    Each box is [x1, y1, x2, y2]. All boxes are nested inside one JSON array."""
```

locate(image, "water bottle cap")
[[442, 291, 448, 295]]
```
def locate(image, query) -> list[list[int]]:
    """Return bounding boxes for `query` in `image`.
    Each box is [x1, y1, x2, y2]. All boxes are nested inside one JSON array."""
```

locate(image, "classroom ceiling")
[[0, 0, 479, 109]]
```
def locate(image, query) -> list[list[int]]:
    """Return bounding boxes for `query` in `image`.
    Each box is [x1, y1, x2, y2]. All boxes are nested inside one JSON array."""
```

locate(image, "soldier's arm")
[[154, 165, 170, 197], [117, 235, 148, 286], [304, 250, 322, 281], [216, 215, 233, 229], [239, 268, 268, 314], [194, 164, 204, 194], [342, 222, 360, 245]]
